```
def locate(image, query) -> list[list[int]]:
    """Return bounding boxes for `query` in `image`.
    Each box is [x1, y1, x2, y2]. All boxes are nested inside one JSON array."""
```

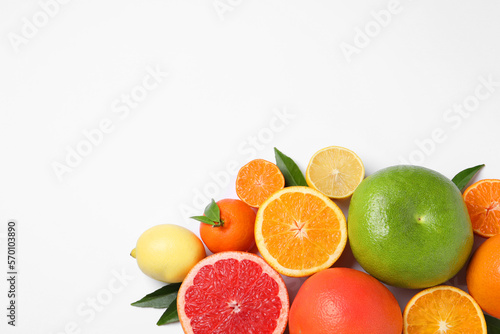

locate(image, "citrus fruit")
[[236, 159, 285, 208], [199, 199, 256, 253], [305, 146, 365, 199], [466, 234, 500, 318], [348, 165, 473, 289], [463, 179, 500, 237], [255, 186, 347, 277], [403, 285, 487, 333], [131, 224, 206, 283], [289, 267, 403, 334], [177, 251, 289, 334]]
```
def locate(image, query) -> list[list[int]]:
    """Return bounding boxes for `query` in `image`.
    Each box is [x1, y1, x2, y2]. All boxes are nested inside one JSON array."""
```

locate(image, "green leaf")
[[131, 283, 181, 309], [451, 164, 485, 192], [274, 147, 307, 187], [485, 313, 500, 334], [190, 215, 217, 226], [190, 199, 223, 226], [157, 298, 179, 325], [203, 199, 221, 222]]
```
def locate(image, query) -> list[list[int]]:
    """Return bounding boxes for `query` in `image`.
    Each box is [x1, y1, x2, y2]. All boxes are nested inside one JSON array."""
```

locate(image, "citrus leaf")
[[190, 215, 217, 226], [485, 313, 500, 334], [274, 147, 307, 187], [191, 199, 223, 226], [451, 164, 485, 192], [157, 298, 179, 325], [203, 199, 221, 222], [131, 283, 181, 309]]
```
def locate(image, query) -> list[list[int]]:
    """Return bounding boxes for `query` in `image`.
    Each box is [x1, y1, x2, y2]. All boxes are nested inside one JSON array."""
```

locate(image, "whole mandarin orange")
[[200, 199, 256, 253]]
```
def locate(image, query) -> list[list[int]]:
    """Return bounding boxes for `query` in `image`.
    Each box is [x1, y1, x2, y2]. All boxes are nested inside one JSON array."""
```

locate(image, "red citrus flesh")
[[177, 252, 289, 334]]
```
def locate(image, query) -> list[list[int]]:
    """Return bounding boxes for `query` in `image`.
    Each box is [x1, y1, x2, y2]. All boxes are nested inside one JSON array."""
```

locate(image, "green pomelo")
[[348, 165, 473, 289]]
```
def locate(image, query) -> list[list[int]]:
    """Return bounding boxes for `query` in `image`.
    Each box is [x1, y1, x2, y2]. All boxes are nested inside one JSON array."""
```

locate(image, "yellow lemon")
[[131, 224, 206, 283], [306, 146, 365, 199]]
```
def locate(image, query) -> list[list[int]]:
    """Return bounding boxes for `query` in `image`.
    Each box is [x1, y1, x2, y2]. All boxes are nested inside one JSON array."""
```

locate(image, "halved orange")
[[403, 285, 487, 334], [463, 179, 500, 237], [254, 186, 347, 277], [306, 146, 364, 199], [236, 159, 285, 208]]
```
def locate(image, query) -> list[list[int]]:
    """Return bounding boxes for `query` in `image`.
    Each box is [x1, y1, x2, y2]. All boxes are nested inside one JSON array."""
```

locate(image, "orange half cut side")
[[255, 186, 347, 277], [463, 179, 500, 237], [403, 285, 487, 334]]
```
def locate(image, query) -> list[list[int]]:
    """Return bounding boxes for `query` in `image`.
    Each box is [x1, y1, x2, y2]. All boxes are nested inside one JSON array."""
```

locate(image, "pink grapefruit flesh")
[[177, 251, 289, 334]]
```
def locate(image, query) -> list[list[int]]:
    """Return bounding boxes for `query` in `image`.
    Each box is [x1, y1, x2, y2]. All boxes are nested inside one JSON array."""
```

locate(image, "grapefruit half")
[[177, 251, 289, 334]]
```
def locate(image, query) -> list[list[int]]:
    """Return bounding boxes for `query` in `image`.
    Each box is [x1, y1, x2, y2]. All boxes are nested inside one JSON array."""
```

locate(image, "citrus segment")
[[403, 286, 487, 334], [177, 251, 289, 334], [236, 159, 285, 208], [463, 179, 500, 237], [306, 146, 364, 199], [255, 186, 347, 277]]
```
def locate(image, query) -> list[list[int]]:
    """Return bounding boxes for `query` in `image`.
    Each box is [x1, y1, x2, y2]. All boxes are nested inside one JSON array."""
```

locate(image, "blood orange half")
[[177, 251, 289, 334]]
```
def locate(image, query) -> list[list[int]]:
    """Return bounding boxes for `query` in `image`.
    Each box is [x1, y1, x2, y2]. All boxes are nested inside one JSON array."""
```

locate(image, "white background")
[[1, 0, 500, 333]]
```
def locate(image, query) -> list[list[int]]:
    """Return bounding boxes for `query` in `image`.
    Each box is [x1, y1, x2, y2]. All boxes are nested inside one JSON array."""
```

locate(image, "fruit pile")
[[130, 146, 500, 333]]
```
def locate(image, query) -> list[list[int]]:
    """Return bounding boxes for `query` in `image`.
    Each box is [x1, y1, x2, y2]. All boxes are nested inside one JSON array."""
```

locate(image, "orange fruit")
[[463, 179, 500, 237], [236, 159, 285, 208], [254, 186, 347, 277], [466, 234, 500, 318], [177, 251, 289, 334], [403, 285, 487, 334], [199, 199, 256, 253], [306, 146, 365, 199], [289, 267, 403, 334]]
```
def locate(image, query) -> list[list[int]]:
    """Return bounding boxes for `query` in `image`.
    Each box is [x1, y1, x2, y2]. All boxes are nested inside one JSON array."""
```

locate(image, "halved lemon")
[[306, 146, 364, 199], [255, 186, 347, 277], [403, 285, 487, 334]]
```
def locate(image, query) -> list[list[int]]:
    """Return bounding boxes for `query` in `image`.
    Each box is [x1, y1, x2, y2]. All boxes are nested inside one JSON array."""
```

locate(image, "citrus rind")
[[306, 146, 365, 199], [255, 186, 347, 277]]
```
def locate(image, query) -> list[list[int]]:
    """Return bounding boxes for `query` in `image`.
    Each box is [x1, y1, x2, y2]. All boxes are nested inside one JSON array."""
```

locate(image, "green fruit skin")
[[348, 165, 473, 289]]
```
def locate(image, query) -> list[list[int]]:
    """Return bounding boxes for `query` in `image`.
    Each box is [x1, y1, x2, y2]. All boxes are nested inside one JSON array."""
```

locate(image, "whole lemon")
[[131, 224, 206, 283], [348, 165, 473, 289]]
